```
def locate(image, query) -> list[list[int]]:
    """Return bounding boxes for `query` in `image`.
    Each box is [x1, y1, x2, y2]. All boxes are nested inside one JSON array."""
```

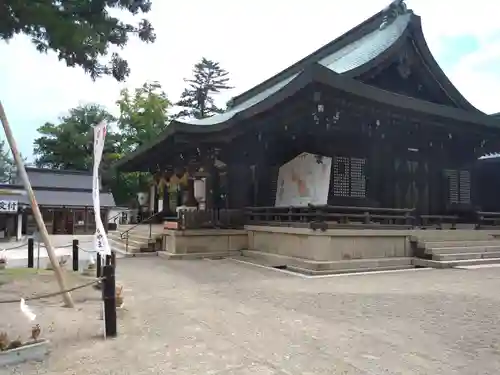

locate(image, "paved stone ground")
[[5, 258, 500, 374]]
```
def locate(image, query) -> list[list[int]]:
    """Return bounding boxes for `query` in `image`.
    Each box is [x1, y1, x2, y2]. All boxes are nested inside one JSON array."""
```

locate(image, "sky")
[[0, 0, 499, 161]]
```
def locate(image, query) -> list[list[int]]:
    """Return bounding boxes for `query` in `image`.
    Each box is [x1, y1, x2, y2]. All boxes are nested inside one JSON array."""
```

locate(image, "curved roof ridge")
[[228, 3, 396, 107], [179, 72, 300, 126], [319, 12, 411, 73], [408, 15, 482, 113]]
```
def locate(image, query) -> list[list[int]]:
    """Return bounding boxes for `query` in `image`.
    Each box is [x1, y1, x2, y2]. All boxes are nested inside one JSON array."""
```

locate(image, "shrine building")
[[112, 1, 500, 272]]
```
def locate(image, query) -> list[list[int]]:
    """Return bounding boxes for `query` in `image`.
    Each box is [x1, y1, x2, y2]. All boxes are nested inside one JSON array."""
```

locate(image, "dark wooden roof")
[[229, 1, 477, 113], [113, 0, 500, 172], [6, 168, 115, 207], [18, 168, 99, 190]]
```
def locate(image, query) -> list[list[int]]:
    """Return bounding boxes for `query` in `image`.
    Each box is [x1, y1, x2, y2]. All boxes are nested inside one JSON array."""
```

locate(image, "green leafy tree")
[[176, 57, 232, 119], [0, 0, 155, 81], [0, 140, 16, 183], [33, 104, 119, 170], [113, 81, 172, 204], [117, 81, 172, 151], [32, 104, 141, 204]]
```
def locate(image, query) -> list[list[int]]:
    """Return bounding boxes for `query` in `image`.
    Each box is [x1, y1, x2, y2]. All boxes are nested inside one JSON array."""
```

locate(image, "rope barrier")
[[0, 277, 103, 304], [0, 240, 29, 251], [3, 240, 93, 251], [76, 244, 98, 253]]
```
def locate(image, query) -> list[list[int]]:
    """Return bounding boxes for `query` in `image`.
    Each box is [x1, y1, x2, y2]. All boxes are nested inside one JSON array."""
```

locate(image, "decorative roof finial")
[[379, 0, 409, 30]]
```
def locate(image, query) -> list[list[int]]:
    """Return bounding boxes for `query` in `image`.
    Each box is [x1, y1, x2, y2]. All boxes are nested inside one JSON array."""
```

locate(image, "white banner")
[[93, 122, 111, 256]]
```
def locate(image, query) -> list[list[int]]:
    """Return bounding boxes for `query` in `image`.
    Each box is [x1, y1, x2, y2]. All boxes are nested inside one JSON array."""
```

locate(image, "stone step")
[[426, 245, 500, 255], [108, 236, 148, 248], [159, 251, 236, 260], [413, 257, 500, 269], [240, 250, 413, 272], [108, 238, 140, 254], [118, 225, 164, 232], [433, 251, 500, 261], [232, 254, 415, 275], [108, 232, 161, 243], [410, 231, 492, 243], [286, 264, 416, 276], [422, 240, 500, 250]]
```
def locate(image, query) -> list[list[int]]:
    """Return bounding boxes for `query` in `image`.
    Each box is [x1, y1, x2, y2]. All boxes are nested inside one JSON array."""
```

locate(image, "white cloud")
[[0, 0, 499, 158], [447, 40, 500, 114]]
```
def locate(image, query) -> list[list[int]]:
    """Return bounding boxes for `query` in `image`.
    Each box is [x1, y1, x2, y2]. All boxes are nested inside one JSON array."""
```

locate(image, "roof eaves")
[[25, 167, 92, 176], [112, 123, 178, 170], [311, 63, 500, 129], [111, 69, 317, 172], [408, 15, 481, 113]]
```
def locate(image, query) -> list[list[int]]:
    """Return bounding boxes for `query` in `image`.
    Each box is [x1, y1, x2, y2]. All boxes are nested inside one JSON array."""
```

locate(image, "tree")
[[117, 81, 171, 151], [176, 57, 232, 119], [0, 140, 16, 183], [0, 1, 155, 81], [113, 81, 172, 204], [34, 104, 119, 170], [32, 104, 140, 203]]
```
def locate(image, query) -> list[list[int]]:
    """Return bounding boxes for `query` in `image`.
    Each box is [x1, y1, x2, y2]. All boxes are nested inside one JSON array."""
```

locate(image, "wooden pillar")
[[16, 210, 22, 240], [185, 177, 197, 207], [83, 207, 88, 233]]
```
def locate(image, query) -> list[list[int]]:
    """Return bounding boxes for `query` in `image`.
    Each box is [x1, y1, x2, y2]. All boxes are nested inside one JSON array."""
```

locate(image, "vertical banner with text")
[[93, 121, 111, 256]]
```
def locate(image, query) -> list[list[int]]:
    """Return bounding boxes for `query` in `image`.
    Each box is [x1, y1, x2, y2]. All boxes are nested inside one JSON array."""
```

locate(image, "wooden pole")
[[0, 101, 74, 307]]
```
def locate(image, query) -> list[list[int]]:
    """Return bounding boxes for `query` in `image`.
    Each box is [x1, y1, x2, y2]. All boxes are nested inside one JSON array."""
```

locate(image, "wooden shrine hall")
[[114, 0, 500, 237]]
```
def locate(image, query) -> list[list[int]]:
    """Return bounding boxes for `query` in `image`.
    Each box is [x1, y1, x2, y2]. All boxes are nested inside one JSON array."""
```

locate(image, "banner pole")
[[0, 100, 74, 307]]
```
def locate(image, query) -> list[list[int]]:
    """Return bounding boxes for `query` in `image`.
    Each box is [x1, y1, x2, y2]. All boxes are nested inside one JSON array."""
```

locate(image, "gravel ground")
[[2, 258, 500, 374]]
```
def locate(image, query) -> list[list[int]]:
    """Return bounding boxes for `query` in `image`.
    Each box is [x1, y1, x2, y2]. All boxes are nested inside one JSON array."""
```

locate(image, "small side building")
[[0, 168, 115, 241]]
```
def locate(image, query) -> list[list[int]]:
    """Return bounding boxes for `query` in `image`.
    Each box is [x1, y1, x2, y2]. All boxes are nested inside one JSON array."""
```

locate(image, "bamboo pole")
[[0, 101, 74, 308]]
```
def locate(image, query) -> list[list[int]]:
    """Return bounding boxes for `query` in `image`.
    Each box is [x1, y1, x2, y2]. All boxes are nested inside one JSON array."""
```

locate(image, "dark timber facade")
[[114, 1, 500, 228]]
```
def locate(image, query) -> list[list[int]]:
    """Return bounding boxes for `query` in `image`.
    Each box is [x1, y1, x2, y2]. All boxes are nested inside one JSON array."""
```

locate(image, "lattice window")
[[332, 156, 366, 198], [444, 169, 471, 204]]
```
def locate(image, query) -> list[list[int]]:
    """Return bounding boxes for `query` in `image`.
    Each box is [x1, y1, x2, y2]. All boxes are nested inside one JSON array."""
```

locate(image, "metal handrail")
[[109, 211, 122, 224], [119, 211, 164, 253]]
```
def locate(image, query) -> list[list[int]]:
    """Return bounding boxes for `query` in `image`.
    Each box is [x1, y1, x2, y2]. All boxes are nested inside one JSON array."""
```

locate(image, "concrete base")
[[159, 250, 240, 260], [155, 226, 500, 271], [238, 250, 414, 275], [162, 229, 247, 257], [246, 225, 412, 262], [0, 340, 49, 367]]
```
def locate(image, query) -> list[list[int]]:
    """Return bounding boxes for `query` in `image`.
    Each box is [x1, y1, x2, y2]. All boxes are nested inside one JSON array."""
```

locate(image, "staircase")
[[412, 230, 500, 268], [107, 224, 165, 255]]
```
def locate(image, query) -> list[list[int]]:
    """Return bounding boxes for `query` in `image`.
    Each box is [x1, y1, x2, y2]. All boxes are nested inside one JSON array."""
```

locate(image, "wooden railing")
[[419, 214, 459, 229], [476, 211, 500, 229], [245, 205, 416, 229], [164, 206, 500, 231], [177, 209, 246, 230]]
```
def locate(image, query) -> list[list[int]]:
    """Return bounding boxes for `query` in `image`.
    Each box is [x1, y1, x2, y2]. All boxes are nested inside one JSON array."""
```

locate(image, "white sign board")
[[275, 152, 332, 207], [0, 200, 18, 213]]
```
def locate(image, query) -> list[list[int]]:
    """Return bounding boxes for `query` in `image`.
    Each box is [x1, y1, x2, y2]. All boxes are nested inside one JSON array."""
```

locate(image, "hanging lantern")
[[179, 172, 189, 186], [169, 174, 180, 185], [194, 178, 206, 203], [158, 177, 168, 197]]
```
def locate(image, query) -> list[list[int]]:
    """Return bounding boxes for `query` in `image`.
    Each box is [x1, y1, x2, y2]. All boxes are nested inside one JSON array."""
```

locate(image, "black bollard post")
[[102, 264, 117, 338], [72, 239, 79, 271], [111, 251, 116, 268], [27, 238, 34, 268], [105, 254, 111, 266], [96, 252, 102, 278]]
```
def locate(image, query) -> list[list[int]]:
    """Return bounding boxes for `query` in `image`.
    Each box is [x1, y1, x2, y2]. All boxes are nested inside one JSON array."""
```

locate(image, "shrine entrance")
[[393, 149, 430, 214]]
